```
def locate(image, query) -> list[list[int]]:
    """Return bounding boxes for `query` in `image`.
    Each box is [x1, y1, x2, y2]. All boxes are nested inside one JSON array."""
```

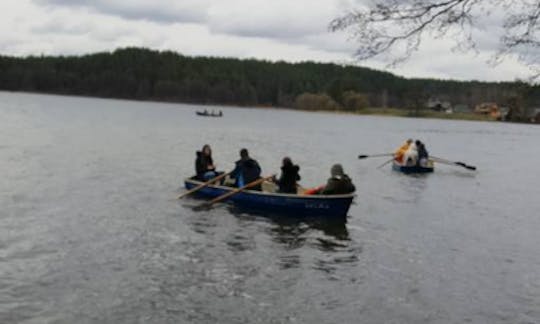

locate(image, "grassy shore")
[[248, 104, 497, 122], [4, 89, 499, 122], [330, 107, 496, 122]]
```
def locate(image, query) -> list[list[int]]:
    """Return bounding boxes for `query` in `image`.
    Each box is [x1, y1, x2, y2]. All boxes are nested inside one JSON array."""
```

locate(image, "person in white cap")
[[403, 140, 418, 166]]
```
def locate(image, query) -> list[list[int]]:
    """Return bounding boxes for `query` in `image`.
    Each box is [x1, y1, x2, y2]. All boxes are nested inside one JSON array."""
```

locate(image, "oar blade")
[[431, 156, 477, 171], [455, 162, 477, 171]]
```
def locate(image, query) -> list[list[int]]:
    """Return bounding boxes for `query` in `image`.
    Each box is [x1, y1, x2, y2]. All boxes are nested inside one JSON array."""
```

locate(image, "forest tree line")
[[1, 47, 539, 119]]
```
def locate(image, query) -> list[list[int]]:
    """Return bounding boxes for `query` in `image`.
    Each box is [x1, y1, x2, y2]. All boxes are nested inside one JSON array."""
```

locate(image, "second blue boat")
[[392, 161, 434, 174]]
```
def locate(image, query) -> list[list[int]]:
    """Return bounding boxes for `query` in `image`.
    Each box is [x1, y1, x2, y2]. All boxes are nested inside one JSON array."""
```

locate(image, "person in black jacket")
[[320, 164, 355, 195], [231, 148, 262, 189], [195, 144, 217, 181], [274, 157, 301, 194], [416, 140, 429, 167]]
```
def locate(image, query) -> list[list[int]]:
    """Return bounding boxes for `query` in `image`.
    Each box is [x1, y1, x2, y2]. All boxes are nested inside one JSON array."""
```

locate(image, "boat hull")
[[196, 111, 222, 117], [392, 161, 434, 174], [184, 179, 354, 218]]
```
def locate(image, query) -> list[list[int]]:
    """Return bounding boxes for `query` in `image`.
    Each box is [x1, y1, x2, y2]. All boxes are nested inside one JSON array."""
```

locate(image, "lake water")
[[1, 91, 539, 324]]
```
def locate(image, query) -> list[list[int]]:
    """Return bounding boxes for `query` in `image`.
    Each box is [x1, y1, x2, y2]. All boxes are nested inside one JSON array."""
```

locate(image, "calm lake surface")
[[1, 91, 539, 324]]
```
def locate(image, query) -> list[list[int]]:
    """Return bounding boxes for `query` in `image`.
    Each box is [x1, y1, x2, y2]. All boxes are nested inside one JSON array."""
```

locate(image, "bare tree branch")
[[330, 0, 540, 80]]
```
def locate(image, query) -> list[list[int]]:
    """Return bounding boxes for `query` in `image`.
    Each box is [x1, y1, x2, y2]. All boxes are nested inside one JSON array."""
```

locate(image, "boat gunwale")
[[184, 178, 356, 200], [392, 161, 434, 170], [392, 160, 435, 174]]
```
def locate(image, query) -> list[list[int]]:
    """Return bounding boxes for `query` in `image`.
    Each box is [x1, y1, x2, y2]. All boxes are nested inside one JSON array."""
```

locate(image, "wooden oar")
[[431, 156, 477, 171], [204, 175, 275, 207], [358, 153, 394, 159], [177, 171, 231, 199], [377, 158, 394, 169]]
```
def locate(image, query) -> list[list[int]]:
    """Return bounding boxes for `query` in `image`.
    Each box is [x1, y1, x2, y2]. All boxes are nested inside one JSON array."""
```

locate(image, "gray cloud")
[[31, 20, 93, 35], [33, 0, 348, 40], [34, 0, 209, 24]]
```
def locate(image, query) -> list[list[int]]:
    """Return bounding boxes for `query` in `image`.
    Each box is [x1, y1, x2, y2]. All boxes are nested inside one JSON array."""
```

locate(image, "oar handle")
[[206, 175, 275, 206], [177, 171, 231, 199], [431, 156, 453, 164]]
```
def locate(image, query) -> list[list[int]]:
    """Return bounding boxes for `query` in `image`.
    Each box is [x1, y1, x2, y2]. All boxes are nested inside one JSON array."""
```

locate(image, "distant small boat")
[[184, 178, 354, 218], [196, 110, 223, 117], [392, 161, 434, 174]]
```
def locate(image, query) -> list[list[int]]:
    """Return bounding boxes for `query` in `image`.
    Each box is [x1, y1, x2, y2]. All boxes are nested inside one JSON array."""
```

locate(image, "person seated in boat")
[[231, 148, 262, 190], [195, 144, 218, 181], [305, 164, 354, 195], [394, 139, 413, 164], [403, 140, 418, 166], [272, 157, 301, 194], [416, 140, 429, 167]]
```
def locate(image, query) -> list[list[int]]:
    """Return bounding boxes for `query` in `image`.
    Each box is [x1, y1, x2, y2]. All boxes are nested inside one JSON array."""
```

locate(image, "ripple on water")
[[2, 92, 540, 324]]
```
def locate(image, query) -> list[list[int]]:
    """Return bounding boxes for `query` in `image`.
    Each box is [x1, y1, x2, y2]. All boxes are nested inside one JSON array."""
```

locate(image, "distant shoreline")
[[2, 47, 538, 124], [0, 89, 507, 123]]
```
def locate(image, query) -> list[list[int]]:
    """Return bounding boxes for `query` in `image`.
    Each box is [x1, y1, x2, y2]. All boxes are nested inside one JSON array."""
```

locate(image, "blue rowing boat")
[[392, 161, 434, 174], [184, 178, 355, 218]]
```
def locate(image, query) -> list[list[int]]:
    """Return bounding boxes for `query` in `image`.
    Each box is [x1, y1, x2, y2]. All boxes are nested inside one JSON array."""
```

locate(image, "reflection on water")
[[235, 208, 350, 241]]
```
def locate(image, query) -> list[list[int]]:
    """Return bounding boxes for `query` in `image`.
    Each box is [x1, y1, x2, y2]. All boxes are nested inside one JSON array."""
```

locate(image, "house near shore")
[[426, 99, 453, 113], [498, 106, 510, 121], [475, 102, 501, 119], [529, 108, 540, 123]]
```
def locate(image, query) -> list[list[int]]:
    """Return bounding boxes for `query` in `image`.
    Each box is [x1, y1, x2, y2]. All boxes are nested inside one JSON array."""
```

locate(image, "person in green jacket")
[[320, 164, 355, 195]]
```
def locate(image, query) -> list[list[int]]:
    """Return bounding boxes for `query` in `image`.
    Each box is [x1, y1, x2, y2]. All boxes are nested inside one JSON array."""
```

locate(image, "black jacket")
[[417, 144, 429, 160], [277, 164, 300, 193], [321, 175, 355, 195], [195, 151, 215, 180], [232, 158, 261, 186]]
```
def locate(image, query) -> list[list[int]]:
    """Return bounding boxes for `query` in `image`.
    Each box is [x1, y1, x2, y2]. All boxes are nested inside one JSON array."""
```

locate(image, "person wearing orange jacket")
[[394, 139, 413, 164]]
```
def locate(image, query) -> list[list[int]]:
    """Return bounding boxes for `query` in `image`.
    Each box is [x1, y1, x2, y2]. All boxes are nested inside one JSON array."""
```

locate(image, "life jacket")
[[395, 143, 410, 164], [303, 185, 324, 195]]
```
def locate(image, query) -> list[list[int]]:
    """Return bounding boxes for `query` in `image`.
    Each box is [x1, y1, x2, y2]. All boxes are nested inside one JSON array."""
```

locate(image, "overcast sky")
[[0, 0, 531, 81]]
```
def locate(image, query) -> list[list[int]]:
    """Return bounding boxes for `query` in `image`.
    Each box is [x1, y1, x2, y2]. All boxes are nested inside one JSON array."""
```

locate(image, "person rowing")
[[394, 138, 419, 166], [394, 139, 412, 164], [416, 140, 429, 167], [231, 148, 262, 190], [403, 140, 418, 166]]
